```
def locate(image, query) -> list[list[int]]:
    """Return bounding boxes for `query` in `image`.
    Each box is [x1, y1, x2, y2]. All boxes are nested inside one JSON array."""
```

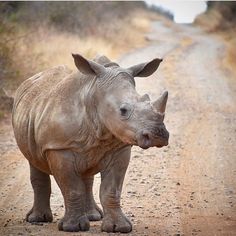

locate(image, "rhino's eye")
[[119, 103, 133, 119], [120, 107, 128, 116]]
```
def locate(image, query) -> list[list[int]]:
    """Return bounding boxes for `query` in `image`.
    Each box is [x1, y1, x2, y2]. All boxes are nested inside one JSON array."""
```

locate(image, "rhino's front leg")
[[47, 150, 90, 232], [83, 176, 103, 221], [100, 146, 132, 233]]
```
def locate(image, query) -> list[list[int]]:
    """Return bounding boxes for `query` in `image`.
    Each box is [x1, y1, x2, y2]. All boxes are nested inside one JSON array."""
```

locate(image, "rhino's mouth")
[[120, 129, 169, 149], [137, 137, 151, 149], [135, 130, 169, 149]]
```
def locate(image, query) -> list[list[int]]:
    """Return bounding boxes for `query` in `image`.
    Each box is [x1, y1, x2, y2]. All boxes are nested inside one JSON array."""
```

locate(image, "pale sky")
[[145, 0, 207, 23]]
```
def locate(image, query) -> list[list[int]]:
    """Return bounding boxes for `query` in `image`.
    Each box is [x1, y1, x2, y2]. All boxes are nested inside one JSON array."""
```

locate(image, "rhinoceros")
[[12, 54, 169, 233]]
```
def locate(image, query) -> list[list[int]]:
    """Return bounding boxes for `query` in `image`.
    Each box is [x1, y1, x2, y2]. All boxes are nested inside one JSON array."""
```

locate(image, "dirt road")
[[1, 20, 236, 236]]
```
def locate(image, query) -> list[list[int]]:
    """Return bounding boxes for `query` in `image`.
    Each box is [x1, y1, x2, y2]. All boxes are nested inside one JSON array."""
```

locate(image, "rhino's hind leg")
[[100, 147, 132, 233], [47, 150, 90, 232], [83, 176, 103, 221], [26, 163, 53, 223]]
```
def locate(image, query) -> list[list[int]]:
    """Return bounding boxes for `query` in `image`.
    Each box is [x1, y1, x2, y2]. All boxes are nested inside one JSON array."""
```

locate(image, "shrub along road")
[[0, 20, 236, 235]]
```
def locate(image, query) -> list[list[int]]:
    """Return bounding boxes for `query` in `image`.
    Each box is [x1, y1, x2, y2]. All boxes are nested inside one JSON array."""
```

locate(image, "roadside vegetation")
[[195, 2, 236, 74]]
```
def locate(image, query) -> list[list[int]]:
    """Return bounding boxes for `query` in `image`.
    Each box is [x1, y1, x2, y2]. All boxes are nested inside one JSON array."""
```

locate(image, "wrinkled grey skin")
[[12, 54, 169, 233]]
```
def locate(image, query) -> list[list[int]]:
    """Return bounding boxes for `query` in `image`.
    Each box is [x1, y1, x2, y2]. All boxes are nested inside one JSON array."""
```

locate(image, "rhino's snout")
[[136, 127, 169, 149]]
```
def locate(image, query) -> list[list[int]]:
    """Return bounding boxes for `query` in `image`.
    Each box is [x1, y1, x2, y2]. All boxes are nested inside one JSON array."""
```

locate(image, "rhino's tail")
[[0, 88, 14, 112]]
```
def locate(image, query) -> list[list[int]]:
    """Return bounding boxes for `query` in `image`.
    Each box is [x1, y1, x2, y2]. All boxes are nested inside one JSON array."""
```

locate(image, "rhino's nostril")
[[137, 131, 152, 149], [142, 131, 150, 141]]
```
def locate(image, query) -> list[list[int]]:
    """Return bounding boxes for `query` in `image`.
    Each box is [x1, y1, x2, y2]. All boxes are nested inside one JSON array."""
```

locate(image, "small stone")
[[31, 222, 43, 226]]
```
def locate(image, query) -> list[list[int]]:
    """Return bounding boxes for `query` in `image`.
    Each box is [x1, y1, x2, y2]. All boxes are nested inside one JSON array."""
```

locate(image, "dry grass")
[[17, 28, 114, 69], [227, 39, 236, 70], [180, 36, 193, 47], [222, 30, 236, 75], [1, 2, 159, 90], [195, 3, 236, 76], [194, 8, 223, 32], [12, 9, 154, 82]]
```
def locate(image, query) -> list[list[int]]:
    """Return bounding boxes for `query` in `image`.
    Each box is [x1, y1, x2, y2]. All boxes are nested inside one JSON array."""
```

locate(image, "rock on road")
[[0, 20, 236, 235]]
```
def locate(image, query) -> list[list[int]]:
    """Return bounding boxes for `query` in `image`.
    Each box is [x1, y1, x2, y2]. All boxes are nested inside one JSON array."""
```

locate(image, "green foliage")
[[0, 111, 4, 120], [147, 4, 173, 20], [0, 25, 15, 82]]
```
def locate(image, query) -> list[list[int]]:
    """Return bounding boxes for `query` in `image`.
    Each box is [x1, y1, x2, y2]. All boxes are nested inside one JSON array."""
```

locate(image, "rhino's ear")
[[72, 53, 106, 76], [127, 58, 163, 77]]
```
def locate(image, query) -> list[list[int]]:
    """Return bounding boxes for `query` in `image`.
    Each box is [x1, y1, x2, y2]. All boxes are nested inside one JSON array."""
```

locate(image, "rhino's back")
[[14, 65, 72, 108], [12, 65, 76, 170]]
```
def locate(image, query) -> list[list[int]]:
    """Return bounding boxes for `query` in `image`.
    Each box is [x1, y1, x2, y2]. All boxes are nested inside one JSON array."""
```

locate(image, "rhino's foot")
[[26, 208, 53, 223], [58, 215, 90, 232], [101, 212, 132, 233], [87, 204, 103, 221]]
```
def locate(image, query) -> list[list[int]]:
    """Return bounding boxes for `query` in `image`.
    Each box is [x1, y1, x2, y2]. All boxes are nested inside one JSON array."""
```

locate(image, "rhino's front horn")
[[152, 91, 168, 114]]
